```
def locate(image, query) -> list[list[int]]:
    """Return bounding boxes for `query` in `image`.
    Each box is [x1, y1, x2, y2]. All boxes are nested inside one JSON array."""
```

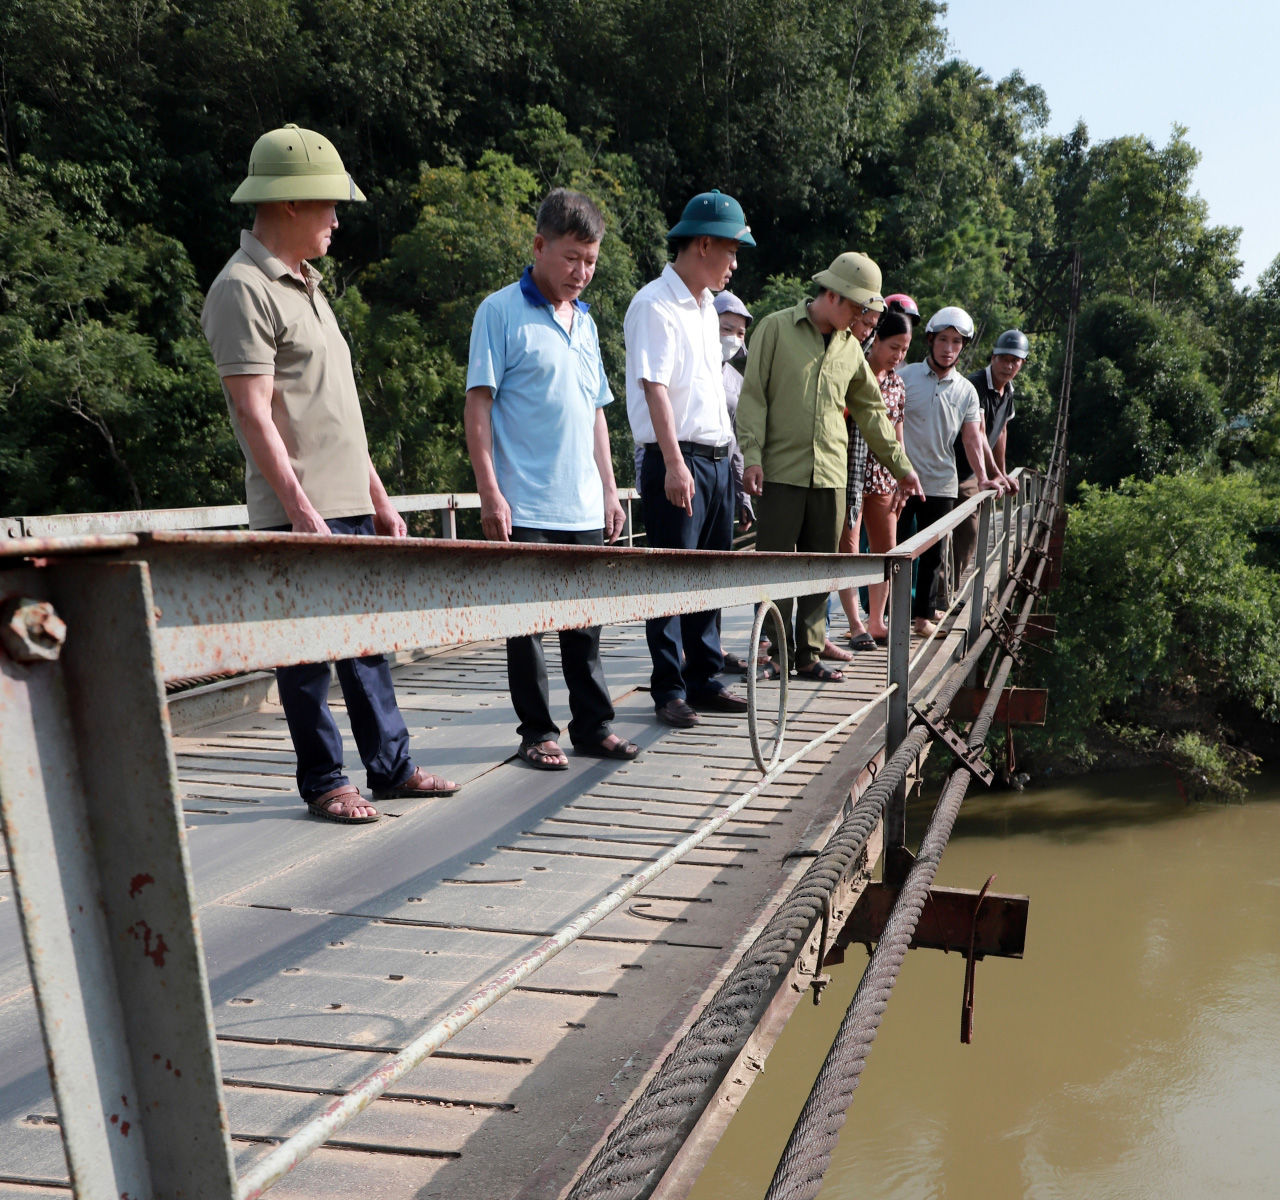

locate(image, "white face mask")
[[720, 333, 745, 362]]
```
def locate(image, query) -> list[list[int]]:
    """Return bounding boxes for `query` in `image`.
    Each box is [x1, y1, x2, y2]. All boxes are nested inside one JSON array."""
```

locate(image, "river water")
[[688, 769, 1280, 1199]]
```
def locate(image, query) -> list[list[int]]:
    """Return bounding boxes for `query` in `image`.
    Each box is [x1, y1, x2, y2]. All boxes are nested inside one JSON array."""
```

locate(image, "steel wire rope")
[[234, 679, 893, 1198], [762, 475, 1065, 1200], [567, 474, 1062, 1200]]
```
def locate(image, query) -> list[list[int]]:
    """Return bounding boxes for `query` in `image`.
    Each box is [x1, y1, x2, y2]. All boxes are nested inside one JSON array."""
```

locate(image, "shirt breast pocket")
[[575, 341, 603, 402]]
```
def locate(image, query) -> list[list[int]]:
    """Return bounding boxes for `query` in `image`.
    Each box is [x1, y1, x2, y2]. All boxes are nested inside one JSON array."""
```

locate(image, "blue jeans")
[[267, 515, 415, 801], [640, 446, 734, 706]]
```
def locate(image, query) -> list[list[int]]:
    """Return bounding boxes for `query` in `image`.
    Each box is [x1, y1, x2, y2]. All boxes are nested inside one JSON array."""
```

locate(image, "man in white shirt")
[[898, 306, 1002, 636], [625, 190, 754, 728]]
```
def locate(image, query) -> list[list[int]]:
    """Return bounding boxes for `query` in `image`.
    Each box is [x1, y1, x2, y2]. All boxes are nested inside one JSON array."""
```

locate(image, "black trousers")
[[268, 515, 414, 801], [896, 495, 956, 619], [507, 526, 615, 747], [639, 446, 734, 705]]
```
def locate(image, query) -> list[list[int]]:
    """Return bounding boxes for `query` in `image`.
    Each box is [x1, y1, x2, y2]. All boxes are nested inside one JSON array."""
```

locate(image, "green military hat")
[[812, 252, 885, 311], [230, 124, 366, 204], [667, 189, 756, 246]]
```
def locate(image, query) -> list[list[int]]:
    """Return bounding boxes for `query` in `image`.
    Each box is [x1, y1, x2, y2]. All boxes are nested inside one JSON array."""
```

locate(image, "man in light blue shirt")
[[465, 189, 635, 768]]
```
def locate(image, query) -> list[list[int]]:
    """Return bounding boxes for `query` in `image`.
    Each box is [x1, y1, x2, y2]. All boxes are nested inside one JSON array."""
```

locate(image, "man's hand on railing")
[[1003, 472, 1020, 494], [976, 474, 1006, 497], [603, 490, 627, 544], [480, 490, 513, 542], [743, 464, 764, 497]]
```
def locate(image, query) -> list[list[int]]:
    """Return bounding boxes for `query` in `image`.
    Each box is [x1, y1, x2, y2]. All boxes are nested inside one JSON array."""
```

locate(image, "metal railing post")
[[966, 498, 992, 687], [999, 490, 1013, 593], [625, 496, 634, 547], [0, 561, 236, 1197], [884, 558, 911, 882], [1014, 478, 1025, 566], [442, 500, 458, 539]]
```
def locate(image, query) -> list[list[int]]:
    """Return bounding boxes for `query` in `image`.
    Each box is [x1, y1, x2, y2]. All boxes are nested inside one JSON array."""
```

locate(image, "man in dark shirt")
[[950, 329, 1027, 589]]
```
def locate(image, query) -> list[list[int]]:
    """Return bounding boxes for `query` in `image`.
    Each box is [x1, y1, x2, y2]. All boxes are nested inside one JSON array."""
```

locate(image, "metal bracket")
[[982, 610, 1026, 666], [911, 702, 995, 786]]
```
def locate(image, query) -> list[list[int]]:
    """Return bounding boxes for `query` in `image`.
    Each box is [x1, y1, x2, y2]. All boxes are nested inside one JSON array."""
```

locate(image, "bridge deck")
[[0, 604, 965, 1199]]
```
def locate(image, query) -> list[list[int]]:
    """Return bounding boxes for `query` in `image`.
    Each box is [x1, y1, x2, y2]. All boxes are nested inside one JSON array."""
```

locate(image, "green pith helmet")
[[230, 124, 366, 205], [812, 252, 885, 311], [667, 190, 756, 246]]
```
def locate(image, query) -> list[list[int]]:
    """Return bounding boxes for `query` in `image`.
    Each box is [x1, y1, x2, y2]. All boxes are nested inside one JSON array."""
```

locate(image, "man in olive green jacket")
[[738, 252, 923, 679]]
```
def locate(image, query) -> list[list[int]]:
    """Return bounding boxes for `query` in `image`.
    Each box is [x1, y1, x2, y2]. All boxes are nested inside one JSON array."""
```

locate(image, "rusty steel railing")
[[0, 477, 1035, 1199], [2, 488, 653, 545]]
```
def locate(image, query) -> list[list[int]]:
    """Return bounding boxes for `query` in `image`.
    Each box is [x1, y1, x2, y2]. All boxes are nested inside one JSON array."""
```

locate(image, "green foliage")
[[1069, 295, 1223, 488], [1040, 473, 1280, 768], [0, 171, 239, 514]]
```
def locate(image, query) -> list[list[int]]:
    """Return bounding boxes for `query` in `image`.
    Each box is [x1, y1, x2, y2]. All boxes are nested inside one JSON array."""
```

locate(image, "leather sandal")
[[517, 742, 570, 771], [574, 736, 640, 761], [372, 766, 461, 799], [306, 784, 379, 824]]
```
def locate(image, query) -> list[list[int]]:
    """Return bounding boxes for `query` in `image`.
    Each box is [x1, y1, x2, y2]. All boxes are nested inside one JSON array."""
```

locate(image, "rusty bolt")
[[0, 597, 67, 663]]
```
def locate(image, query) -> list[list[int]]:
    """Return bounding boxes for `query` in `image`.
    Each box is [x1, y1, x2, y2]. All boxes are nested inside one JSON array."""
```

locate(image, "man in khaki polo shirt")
[[200, 124, 459, 824]]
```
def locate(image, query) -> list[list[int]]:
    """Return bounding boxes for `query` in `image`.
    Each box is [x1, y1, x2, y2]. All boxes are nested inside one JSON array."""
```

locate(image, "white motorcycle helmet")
[[923, 305, 975, 340]]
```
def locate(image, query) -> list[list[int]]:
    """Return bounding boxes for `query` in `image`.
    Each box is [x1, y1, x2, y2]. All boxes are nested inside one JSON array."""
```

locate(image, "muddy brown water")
[[688, 768, 1280, 1199]]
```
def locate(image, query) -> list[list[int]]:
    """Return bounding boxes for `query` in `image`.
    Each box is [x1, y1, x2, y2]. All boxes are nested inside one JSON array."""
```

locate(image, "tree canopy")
[[3, 0, 1268, 515]]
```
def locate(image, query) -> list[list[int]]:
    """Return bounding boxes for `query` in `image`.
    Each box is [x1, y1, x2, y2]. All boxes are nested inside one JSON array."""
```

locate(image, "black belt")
[[646, 440, 731, 461]]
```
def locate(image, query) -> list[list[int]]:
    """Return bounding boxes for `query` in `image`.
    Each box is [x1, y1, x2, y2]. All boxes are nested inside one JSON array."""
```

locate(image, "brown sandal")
[[306, 785, 380, 824], [372, 766, 461, 799], [517, 742, 570, 771]]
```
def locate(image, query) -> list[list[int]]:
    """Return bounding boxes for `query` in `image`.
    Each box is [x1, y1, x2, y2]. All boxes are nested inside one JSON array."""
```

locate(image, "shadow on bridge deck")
[[0, 601, 968, 1199]]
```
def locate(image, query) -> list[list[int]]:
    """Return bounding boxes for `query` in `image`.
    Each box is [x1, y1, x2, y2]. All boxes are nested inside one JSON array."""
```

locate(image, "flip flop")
[[518, 742, 570, 771], [846, 632, 877, 652], [795, 662, 845, 683]]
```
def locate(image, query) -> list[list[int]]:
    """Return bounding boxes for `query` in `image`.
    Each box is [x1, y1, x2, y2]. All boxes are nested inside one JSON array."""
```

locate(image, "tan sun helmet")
[[811, 252, 886, 311], [230, 124, 366, 205]]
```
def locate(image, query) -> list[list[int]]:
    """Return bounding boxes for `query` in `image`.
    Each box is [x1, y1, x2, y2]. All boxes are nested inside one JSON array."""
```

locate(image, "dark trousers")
[[640, 446, 734, 706], [897, 495, 957, 619], [754, 482, 842, 669], [949, 476, 982, 596], [269, 515, 414, 801], [507, 526, 615, 746]]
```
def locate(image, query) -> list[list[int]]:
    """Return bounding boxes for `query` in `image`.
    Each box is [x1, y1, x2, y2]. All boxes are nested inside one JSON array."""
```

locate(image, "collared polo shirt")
[[955, 366, 1016, 483], [200, 230, 372, 528], [624, 264, 732, 447], [466, 267, 613, 530], [736, 300, 912, 490], [899, 359, 982, 497]]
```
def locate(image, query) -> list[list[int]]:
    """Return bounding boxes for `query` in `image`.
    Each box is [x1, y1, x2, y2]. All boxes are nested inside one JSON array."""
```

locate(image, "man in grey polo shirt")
[[898, 305, 1002, 636], [200, 124, 459, 824]]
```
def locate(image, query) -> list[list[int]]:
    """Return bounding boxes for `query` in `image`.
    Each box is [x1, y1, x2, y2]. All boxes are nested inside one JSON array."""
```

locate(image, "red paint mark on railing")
[[128, 873, 155, 898], [128, 920, 169, 967]]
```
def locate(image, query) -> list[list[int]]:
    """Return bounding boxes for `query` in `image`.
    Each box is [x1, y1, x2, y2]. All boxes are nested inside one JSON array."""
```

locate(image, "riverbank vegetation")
[[1, 1, 1276, 783]]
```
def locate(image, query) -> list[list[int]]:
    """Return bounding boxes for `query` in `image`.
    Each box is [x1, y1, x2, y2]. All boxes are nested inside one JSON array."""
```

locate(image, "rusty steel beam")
[[835, 882, 1029, 960], [17, 534, 889, 683], [950, 686, 1048, 726]]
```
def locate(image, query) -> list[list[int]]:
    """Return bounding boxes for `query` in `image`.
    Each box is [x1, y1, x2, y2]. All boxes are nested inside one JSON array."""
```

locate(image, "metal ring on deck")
[[747, 600, 789, 773]]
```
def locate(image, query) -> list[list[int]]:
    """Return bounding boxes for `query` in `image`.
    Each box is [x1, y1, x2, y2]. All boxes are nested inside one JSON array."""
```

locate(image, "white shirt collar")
[[661, 263, 707, 309]]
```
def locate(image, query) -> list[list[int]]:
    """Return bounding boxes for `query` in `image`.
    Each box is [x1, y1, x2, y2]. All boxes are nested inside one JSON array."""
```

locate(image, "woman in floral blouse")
[[837, 310, 914, 645]]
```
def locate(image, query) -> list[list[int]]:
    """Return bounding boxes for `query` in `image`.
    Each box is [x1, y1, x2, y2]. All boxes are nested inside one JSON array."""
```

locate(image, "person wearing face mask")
[[713, 290, 754, 531], [738, 252, 923, 681]]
